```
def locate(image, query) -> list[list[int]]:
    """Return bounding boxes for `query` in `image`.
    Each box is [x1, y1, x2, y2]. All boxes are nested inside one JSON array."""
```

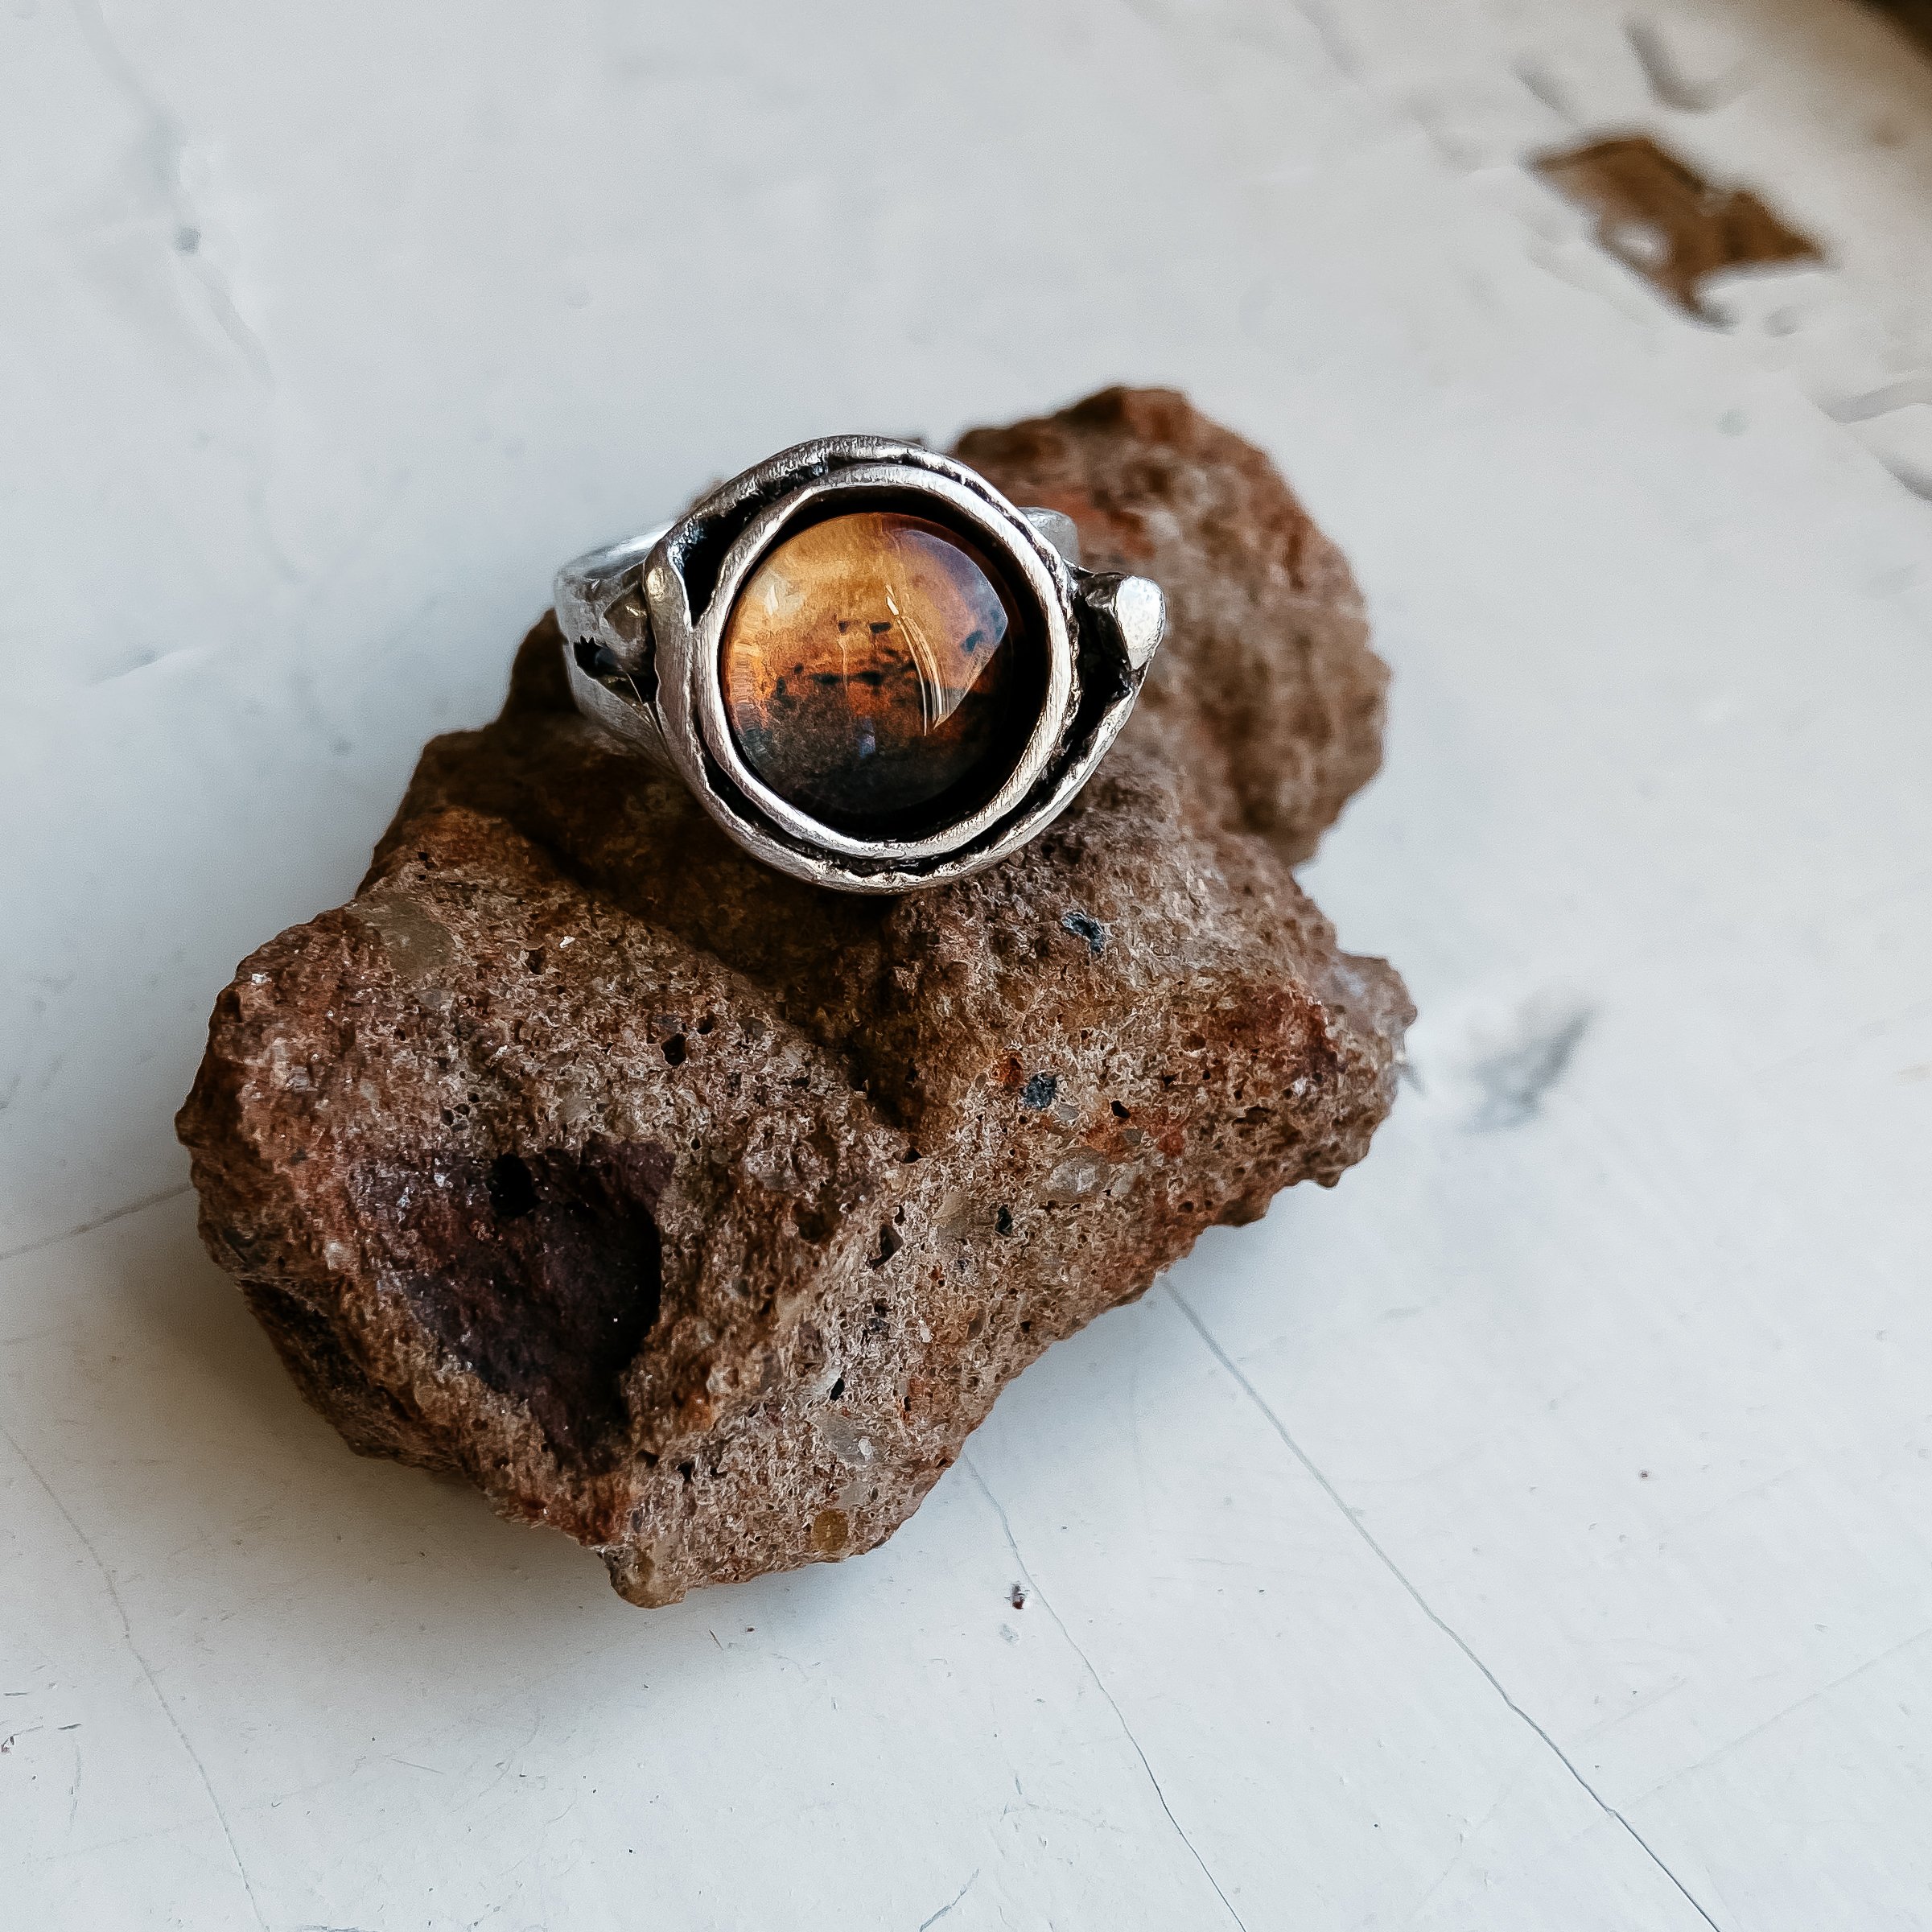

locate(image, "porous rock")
[[178, 388, 1411, 1607]]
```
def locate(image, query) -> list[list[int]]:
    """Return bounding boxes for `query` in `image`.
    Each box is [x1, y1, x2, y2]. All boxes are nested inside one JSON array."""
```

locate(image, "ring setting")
[[555, 436, 1165, 893]]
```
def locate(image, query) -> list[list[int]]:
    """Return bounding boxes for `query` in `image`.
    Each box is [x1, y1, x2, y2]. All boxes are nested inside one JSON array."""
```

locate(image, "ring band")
[[554, 437, 1165, 893]]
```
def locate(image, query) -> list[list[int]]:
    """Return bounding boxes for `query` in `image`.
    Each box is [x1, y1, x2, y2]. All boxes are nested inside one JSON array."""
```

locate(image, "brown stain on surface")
[[1535, 134, 1819, 313]]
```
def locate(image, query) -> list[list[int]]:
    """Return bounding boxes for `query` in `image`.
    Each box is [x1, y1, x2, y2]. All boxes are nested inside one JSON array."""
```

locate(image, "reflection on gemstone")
[[720, 509, 1027, 832]]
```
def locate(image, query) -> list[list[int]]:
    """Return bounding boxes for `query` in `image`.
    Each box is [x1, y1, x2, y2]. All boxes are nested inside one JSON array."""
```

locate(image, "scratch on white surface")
[[68, 0, 274, 389], [1165, 1287, 1725, 1932], [1466, 1001, 1592, 1131], [997, 1778, 1127, 1839], [1399, 1765, 1522, 1927], [917, 1866, 981, 1930], [1, 1423, 270, 1930], [962, 1456, 1252, 1932], [0, 1181, 192, 1268], [1875, 455, 1932, 505], [1827, 376, 1932, 422], [1283, 0, 1368, 85], [1125, 0, 1366, 90], [1623, 1621, 1932, 1810], [1626, 14, 1749, 113]]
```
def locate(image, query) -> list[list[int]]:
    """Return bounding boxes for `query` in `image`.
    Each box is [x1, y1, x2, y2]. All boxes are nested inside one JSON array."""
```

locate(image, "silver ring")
[[554, 436, 1165, 893]]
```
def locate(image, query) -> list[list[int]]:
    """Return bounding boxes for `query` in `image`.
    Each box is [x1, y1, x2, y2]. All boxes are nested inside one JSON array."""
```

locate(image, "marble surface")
[[3, 2, 1930, 1926]]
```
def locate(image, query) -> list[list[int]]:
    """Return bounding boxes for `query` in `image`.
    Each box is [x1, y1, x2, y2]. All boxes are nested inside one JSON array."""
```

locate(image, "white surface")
[[3, 2, 1930, 1926]]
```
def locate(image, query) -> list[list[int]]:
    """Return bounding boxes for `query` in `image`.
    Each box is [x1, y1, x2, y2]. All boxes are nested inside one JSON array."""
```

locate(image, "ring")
[[554, 436, 1166, 892]]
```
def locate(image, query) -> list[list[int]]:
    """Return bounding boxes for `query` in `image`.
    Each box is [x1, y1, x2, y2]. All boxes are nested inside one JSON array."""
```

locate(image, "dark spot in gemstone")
[[720, 509, 1038, 835], [1020, 1073, 1058, 1110]]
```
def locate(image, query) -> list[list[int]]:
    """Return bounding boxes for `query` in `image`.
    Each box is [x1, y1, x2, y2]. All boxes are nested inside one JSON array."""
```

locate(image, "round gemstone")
[[720, 509, 1027, 834]]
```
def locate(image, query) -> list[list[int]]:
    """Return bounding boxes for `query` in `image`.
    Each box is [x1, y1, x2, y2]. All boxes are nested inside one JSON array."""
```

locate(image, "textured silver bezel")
[[555, 436, 1164, 893]]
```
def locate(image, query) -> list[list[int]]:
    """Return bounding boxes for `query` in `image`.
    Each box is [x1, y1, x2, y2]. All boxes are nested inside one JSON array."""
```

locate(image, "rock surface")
[[177, 388, 1411, 1607]]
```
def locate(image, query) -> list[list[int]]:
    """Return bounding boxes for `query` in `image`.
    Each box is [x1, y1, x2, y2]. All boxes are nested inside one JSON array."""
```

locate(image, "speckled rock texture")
[[177, 388, 1411, 1608]]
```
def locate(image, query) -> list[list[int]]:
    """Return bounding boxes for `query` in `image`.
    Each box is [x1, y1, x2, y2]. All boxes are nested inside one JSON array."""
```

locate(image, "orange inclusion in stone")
[[720, 510, 1022, 831]]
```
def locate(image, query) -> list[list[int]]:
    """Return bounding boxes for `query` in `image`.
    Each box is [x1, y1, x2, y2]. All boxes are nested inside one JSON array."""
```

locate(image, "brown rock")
[[177, 388, 1411, 1608], [955, 386, 1387, 864]]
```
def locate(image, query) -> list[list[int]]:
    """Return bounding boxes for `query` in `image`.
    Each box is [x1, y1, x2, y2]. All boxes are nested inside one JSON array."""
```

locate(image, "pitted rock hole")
[[377, 1137, 671, 1466]]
